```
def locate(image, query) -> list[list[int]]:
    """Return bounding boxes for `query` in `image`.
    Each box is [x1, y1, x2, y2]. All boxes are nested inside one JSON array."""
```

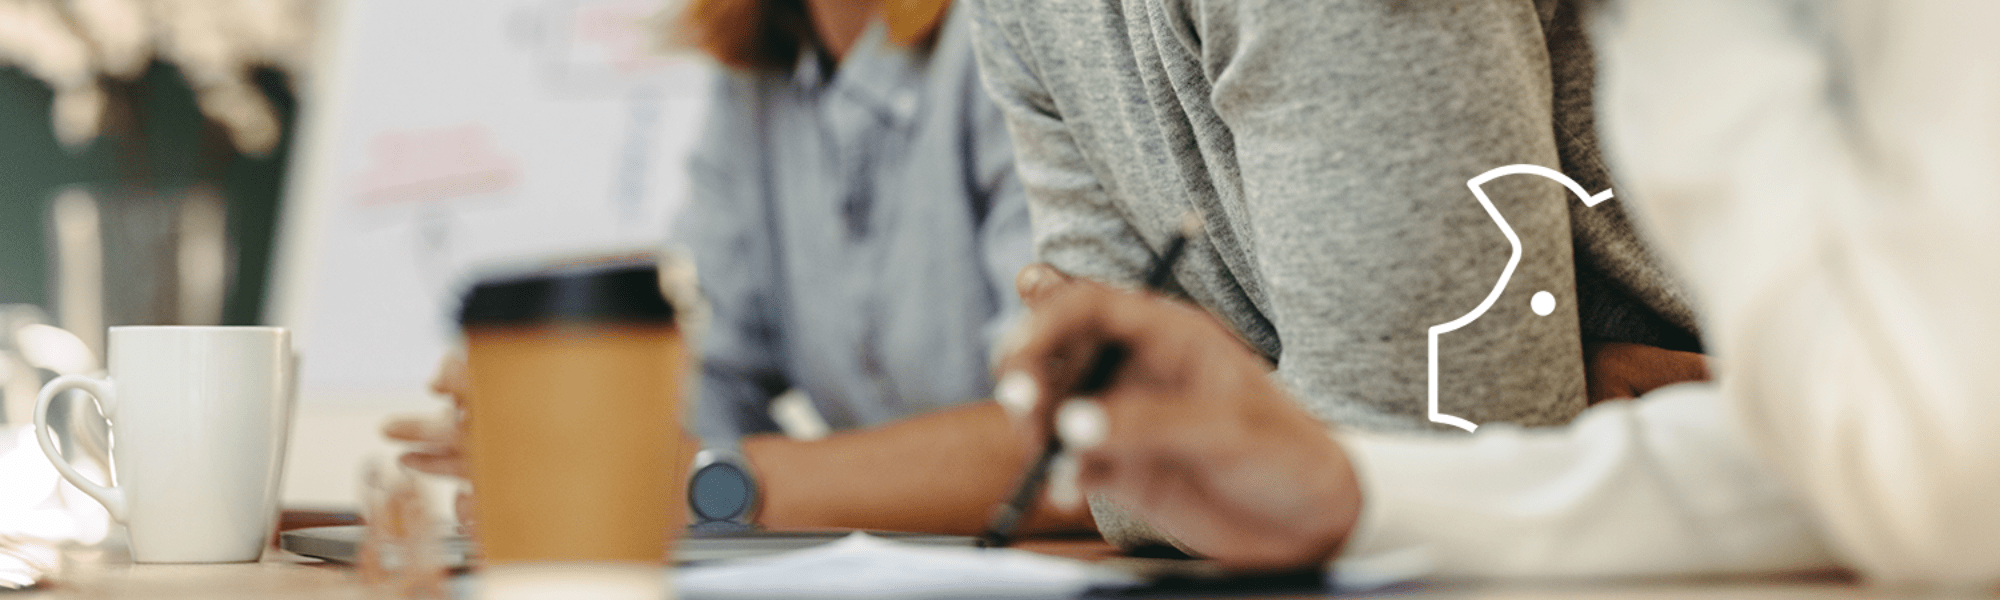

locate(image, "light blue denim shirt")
[[674, 9, 1030, 446]]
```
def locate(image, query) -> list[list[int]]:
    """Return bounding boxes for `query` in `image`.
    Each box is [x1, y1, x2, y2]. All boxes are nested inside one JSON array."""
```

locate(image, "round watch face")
[[689, 461, 755, 523]]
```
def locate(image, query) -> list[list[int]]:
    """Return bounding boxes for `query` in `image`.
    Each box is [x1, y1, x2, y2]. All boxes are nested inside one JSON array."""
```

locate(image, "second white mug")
[[34, 326, 296, 563]]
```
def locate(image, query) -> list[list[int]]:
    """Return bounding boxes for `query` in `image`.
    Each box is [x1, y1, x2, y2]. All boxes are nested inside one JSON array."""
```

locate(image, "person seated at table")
[[400, 0, 1711, 544], [966, 0, 1710, 555], [985, 0, 2000, 586], [393, 0, 1096, 536]]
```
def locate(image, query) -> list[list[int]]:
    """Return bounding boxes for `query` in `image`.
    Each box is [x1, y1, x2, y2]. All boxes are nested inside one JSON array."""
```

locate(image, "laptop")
[[280, 525, 980, 567]]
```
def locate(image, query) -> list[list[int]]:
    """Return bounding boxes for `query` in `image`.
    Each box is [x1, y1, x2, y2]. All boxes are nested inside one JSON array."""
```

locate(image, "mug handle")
[[35, 375, 126, 522]]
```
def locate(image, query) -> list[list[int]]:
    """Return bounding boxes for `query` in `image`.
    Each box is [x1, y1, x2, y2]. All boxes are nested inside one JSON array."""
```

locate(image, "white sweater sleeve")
[[1593, 0, 2000, 586], [1315, 0, 2000, 584], [1338, 383, 1834, 578]]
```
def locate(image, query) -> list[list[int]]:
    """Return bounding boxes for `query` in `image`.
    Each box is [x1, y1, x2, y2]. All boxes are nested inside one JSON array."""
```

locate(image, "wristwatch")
[[687, 448, 759, 532]]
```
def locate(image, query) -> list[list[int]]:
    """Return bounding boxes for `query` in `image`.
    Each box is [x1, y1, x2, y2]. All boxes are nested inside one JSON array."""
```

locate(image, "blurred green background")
[[0, 63, 295, 326]]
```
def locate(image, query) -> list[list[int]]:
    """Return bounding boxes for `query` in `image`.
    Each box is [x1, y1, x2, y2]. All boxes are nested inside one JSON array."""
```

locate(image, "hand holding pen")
[[977, 219, 1195, 548], [981, 223, 1364, 570]]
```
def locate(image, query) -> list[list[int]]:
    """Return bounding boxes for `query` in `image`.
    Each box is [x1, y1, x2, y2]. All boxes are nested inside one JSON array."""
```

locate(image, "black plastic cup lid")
[[458, 260, 676, 327]]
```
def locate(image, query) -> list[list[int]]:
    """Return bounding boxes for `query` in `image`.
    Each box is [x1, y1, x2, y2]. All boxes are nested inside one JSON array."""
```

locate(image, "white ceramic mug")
[[33, 326, 296, 563]]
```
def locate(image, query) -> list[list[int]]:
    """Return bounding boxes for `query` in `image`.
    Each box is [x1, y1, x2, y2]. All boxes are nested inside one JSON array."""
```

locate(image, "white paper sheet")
[[675, 533, 1140, 600]]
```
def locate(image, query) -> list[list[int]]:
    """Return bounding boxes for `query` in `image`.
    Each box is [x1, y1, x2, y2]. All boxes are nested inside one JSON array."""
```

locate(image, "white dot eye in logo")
[[1427, 165, 1612, 433], [1530, 291, 1556, 316]]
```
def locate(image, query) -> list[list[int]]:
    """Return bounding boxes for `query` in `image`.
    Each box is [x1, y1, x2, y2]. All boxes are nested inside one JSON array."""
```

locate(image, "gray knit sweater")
[[967, 0, 1700, 547]]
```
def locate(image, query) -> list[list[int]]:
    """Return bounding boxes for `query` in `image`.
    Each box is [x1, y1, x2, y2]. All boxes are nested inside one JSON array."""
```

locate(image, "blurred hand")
[[383, 356, 468, 477], [996, 264, 1360, 570], [1584, 342, 1711, 403], [385, 355, 703, 529], [380, 356, 474, 525]]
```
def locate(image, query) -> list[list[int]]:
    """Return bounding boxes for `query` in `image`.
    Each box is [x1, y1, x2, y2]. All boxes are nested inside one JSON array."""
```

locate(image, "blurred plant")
[[0, 0, 314, 157]]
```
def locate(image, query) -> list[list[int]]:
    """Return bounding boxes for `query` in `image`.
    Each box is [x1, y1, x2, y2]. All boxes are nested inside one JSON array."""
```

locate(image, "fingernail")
[[1046, 452, 1083, 511], [1016, 265, 1055, 296], [1057, 399, 1108, 450], [994, 371, 1038, 419]]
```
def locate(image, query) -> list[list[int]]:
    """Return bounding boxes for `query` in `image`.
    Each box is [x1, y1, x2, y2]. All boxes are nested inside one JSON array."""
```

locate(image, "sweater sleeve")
[[955, 29, 1035, 352], [1340, 383, 1835, 577], [1195, 0, 1590, 431], [966, 0, 1181, 550], [1595, 0, 2000, 585], [964, 0, 1152, 287]]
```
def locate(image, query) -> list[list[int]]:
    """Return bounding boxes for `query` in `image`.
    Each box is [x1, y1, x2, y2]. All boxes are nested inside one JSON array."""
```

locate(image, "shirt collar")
[[790, 19, 927, 126]]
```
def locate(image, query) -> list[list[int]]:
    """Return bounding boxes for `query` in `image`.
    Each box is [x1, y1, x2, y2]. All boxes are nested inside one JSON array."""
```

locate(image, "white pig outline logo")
[[1428, 165, 1613, 432]]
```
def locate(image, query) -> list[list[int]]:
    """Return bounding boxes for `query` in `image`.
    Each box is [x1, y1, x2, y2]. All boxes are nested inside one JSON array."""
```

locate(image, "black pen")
[[979, 214, 1200, 548]]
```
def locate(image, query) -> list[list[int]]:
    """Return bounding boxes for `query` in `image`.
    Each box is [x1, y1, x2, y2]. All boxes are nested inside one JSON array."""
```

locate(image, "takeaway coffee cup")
[[34, 326, 295, 563], [457, 259, 688, 598]]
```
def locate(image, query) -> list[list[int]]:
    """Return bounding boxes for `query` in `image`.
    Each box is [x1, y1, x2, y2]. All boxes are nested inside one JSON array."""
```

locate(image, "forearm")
[[1340, 383, 1833, 577], [742, 401, 1095, 535]]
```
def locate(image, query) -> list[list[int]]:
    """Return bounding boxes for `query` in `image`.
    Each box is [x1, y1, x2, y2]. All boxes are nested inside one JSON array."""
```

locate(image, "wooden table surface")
[[9, 539, 1990, 599], [16, 548, 367, 600]]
